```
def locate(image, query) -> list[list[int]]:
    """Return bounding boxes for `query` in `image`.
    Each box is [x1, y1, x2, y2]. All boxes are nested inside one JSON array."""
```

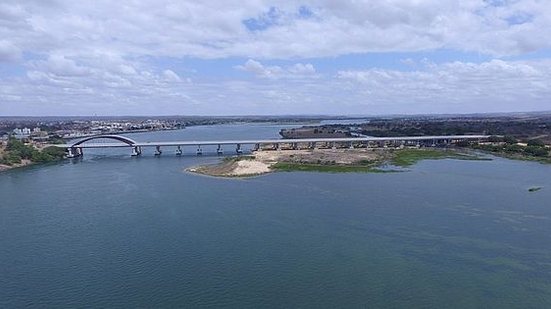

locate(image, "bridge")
[[57, 134, 490, 158]]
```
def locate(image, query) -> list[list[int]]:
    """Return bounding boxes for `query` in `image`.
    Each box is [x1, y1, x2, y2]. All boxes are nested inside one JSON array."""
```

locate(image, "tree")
[[525, 146, 549, 157], [4, 138, 65, 165], [527, 139, 545, 147], [503, 135, 517, 145], [488, 135, 502, 143], [504, 144, 523, 153]]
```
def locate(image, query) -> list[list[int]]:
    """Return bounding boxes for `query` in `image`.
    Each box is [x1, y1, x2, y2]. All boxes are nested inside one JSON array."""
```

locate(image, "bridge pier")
[[66, 147, 83, 158], [176, 146, 182, 156], [154, 146, 162, 156], [131, 146, 142, 156]]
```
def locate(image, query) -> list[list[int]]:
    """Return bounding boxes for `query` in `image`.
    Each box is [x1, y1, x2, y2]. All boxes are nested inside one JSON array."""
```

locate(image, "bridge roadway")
[[59, 135, 489, 149]]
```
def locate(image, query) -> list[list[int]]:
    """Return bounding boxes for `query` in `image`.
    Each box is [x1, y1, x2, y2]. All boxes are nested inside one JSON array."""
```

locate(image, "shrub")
[[527, 139, 546, 147], [503, 135, 517, 144], [488, 135, 502, 143], [525, 146, 549, 157], [5, 152, 22, 165]]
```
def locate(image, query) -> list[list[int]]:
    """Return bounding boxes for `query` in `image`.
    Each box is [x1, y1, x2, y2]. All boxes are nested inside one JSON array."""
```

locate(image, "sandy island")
[[186, 147, 487, 178], [186, 148, 405, 177]]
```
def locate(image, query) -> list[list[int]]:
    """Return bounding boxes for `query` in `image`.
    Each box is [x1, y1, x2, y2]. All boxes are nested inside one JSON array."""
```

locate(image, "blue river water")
[[2, 123, 551, 308]]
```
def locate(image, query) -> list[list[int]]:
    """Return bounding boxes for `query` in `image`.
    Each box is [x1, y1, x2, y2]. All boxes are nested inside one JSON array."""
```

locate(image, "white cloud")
[[288, 63, 316, 75], [237, 59, 316, 78], [162, 69, 181, 82], [3, 57, 551, 116], [41, 55, 90, 76], [1, 1, 551, 115], [337, 59, 551, 112], [236, 59, 284, 78], [0, 40, 21, 62], [1, 0, 550, 60], [117, 64, 137, 75]]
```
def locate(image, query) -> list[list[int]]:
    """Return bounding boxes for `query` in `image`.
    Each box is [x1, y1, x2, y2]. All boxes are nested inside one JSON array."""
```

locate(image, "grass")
[[271, 162, 391, 173], [390, 148, 488, 167]]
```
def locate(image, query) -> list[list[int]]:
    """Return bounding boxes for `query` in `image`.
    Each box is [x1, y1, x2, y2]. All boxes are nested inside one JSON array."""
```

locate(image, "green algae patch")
[[271, 162, 393, 173], [390, 148, 488, 167]]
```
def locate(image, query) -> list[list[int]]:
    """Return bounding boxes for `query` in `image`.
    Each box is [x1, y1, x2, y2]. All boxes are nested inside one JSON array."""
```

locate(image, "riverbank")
[[0, 138, 66, 172], [0, 160, 33, 172], [186, 148, 486, 177]]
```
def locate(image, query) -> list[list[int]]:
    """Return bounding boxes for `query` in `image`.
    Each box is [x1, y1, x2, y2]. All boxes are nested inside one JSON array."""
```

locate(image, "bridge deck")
[[57, 135, 489, 148]]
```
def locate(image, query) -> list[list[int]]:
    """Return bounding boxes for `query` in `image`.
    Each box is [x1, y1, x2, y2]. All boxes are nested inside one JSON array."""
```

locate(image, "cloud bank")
[[1, 0, 550, 115]]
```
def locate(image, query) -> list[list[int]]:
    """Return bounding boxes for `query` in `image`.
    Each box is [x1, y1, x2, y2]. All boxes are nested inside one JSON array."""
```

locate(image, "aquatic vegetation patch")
[[390, 148, 488, 167], [271, 162, 392, 173]]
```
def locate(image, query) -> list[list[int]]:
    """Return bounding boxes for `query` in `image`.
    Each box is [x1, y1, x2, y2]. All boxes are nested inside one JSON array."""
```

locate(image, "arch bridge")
[[64, 134, 140, 157]]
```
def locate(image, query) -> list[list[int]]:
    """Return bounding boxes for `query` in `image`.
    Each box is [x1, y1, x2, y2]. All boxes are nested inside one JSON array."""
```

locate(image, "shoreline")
[[0, 160, 33, 172]]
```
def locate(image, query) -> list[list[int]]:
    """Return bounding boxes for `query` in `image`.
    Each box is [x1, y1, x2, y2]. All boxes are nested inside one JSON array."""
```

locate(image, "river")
[[1, 123, 551, 307]]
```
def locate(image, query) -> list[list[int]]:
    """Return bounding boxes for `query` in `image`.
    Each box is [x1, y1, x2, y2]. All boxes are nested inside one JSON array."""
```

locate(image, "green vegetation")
[[390, 148, 486, 167], [471, 136, 550, 162], [271, 162, 389, 173], [0, 138, 66, 166], [32, 146, 67, 163]]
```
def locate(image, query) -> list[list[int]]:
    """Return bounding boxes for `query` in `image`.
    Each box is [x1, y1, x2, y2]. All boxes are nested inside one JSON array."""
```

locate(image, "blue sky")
[[1, 1, 551, 116]]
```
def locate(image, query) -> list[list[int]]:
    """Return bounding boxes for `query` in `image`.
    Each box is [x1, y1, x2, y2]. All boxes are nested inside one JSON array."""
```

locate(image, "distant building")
[[12, 127, 32, 139], [280, 126, 351, 139]]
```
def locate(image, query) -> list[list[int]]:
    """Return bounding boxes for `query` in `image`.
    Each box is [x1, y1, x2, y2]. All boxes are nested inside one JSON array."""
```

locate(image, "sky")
[[1, 0, 551, 116]]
